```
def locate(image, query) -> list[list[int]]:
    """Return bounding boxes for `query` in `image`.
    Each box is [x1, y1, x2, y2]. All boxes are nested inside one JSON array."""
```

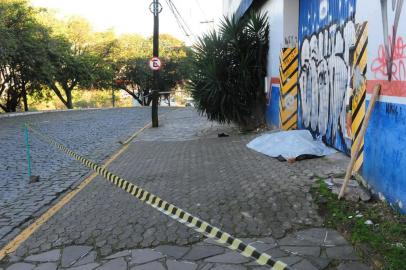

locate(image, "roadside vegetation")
[[27, 90, 133, 111], [190, 12, 269, 130], [311, 180, 406, 270], [0, 0, 191, 113]]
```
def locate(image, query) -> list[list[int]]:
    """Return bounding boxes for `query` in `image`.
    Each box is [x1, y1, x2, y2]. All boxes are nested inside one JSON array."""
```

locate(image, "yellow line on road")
[[121, 122, 152, 145], [122, 108, 180, 145], [0, 120, 153, 261]]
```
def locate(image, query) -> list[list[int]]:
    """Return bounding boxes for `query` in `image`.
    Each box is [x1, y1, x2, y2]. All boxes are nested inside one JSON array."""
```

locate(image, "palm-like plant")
[[190, 12, 269, 129]]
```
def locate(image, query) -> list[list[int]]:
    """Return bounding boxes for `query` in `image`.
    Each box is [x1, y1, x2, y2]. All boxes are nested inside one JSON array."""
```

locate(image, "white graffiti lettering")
[[299, 20, 355, 146]]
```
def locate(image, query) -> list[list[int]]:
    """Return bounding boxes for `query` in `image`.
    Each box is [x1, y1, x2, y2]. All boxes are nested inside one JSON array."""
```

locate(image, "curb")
[[0, 106, 186, 119], [0, 107, 119, 119]]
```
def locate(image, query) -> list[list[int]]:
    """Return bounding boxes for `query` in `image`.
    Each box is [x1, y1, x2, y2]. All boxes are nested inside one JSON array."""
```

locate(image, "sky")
[[31, 0, 224, 45]]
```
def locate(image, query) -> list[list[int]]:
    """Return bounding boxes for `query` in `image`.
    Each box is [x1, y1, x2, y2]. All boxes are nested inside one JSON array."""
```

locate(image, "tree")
[[0, 0, 53, 112], [190, 12, 269, 130], [43, 15, 117, 109], [1, 1, 191, 112], [114, 34, 191, 106], [45, 38, 92, 109]]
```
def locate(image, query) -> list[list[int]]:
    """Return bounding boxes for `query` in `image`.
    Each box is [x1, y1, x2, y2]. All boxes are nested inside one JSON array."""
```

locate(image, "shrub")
[[190, 12, 269, 130]]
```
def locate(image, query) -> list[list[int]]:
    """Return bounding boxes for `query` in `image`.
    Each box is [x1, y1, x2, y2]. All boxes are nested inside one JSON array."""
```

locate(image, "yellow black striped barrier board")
[[27, 124, 292, 270], [351, 22, 368, 172], [279, 48, 299, 131]]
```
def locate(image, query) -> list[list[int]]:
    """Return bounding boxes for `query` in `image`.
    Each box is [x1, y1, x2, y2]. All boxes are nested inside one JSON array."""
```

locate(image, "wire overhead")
[[164, 0, 194, 40], [195, 0, 208, 19]]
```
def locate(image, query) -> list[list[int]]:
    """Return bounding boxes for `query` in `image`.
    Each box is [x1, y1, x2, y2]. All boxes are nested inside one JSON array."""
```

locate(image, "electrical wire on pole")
[[168, 0, 192, 34], [195, 0, 215, 26], [164, 0, 194, 41], [195, 0, 207, 19]]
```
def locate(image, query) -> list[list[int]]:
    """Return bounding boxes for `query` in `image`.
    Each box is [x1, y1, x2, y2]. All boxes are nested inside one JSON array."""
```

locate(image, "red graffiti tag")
[[372, 36, 406, 81]]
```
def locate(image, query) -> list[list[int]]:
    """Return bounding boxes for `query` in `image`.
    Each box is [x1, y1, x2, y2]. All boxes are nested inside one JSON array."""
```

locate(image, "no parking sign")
[[149, 57, 162, 71]]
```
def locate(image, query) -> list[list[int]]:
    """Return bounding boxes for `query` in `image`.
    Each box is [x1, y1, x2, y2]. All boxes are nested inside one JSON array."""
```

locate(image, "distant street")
[[0, 107, 173, 247]]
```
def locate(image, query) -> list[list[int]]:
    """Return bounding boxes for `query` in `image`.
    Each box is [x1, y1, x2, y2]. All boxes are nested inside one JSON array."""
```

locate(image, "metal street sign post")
[[150, 0, 162, 128]]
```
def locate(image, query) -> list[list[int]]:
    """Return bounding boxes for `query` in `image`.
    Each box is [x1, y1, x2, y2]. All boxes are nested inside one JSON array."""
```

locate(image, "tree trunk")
[[240, 96, 266, 132], [112, 88, 115, 107], [146, 89, 153, 106], [22, 82, 28, 112], [66, 90, 73, 109], [122, 88, 144, 106], [6, 94, 19, 112], [0, 103, 7, 112], [50, 84, 68, 108]]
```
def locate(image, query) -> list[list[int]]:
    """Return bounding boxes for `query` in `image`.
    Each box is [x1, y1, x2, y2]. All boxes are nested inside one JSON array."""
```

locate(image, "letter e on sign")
[[149, 57, 162, 71]]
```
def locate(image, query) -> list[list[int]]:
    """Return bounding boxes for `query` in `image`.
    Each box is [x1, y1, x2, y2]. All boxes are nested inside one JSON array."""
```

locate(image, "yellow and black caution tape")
[[27, 124, 292, 270]]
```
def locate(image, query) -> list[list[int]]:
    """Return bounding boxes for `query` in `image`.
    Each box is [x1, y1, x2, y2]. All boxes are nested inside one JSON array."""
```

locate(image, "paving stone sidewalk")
[[0, 108, 371, 269], [0, 228, 371, 270]]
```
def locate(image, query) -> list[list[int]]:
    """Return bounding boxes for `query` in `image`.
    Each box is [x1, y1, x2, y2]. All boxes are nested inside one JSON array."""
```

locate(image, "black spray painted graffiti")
[[299, 20, 355, 149], [380, 0, 404, 81]]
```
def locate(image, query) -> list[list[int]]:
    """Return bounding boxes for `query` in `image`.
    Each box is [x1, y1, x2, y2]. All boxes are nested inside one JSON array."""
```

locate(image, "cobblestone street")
[[0, 108, 173, 247], [0, 108, 371, 269]]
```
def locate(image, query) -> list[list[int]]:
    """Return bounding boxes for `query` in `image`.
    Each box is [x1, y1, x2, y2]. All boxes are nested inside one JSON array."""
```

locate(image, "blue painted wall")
[[355, 0, 406, 213], [363, 100, 406, 212], [298, 0, 356, 40], [266, 85, 280, 128]]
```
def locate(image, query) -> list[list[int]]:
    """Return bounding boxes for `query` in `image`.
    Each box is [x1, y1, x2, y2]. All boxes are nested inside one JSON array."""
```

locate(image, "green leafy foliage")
[[312, 180, 406, 270], [189, 12, 269, 128], [114, 34, 192, 106], [0, 0, 191, 112], [0, 0, 53, 112], [0, 0, 115, 111], [43, 15, 117, 109]]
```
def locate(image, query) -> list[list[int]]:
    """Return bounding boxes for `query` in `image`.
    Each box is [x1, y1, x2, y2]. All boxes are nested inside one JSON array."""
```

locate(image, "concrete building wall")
[[283, 0, 299, 47], [258, 0, 285, 127], [222, 0, 253, 17]]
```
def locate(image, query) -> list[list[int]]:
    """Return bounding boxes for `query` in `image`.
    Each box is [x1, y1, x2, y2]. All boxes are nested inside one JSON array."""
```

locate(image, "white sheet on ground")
[[247, 130, 337, 160]]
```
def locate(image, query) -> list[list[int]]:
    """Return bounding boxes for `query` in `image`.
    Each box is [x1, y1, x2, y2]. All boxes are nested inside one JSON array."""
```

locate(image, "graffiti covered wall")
[[370, 0, 405, 83], [297, 0, 405, 212], [298, 0, 357, 153], [238, 0, 405, 212]]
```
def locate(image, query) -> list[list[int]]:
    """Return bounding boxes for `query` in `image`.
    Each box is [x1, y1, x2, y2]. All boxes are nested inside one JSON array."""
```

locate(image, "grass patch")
[[311, 179, 406, 270]]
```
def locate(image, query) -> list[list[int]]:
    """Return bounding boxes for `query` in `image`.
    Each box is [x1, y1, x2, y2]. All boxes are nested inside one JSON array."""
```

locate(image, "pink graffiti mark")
[[372, 36, 406, 81]]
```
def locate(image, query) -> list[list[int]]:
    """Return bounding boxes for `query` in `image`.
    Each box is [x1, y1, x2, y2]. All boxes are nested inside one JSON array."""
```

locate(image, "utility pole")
[[150, 0, 162, 127]]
